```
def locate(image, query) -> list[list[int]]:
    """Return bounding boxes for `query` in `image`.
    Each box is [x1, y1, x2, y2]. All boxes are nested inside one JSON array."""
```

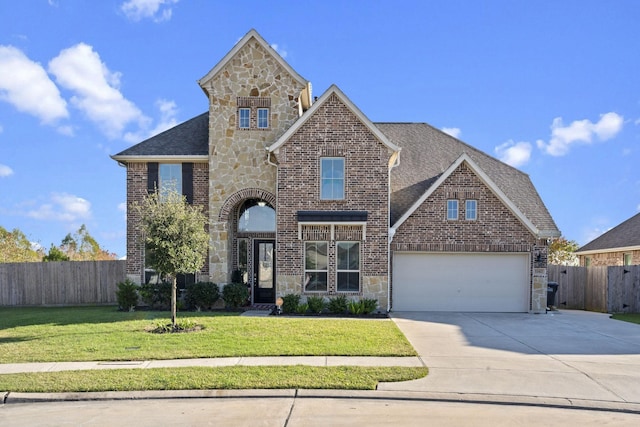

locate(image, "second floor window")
[[239, 108, 250, 129], [257, 108, 269, 128], [447, 200, 458, 220], [465, 200, 477, 220], [159, 163, 182, 198], [320, 157, 345, 200]]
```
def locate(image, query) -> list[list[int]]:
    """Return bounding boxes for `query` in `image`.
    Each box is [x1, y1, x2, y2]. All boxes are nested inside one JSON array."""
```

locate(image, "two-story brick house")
[[112, 29, 560, 313]]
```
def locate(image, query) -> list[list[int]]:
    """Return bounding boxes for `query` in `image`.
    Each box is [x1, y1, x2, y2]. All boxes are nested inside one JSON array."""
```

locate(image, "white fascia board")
[[197, 29, 307, 93], [110, 155, 208, 163], [390, 153, 540, 237], [575, 245, 640, 256], [269, 84, 401, 155]]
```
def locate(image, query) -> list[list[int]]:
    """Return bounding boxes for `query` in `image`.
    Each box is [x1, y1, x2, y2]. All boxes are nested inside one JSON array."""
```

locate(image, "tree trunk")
[[171, 276, 177, 328]]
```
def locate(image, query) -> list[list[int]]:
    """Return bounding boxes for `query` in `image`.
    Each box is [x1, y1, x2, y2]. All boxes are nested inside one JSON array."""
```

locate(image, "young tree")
[[548, 237, 579, 266], [59, 224, 117, 261], [135, 189, 209, 328], [42, 244, 70, 262]]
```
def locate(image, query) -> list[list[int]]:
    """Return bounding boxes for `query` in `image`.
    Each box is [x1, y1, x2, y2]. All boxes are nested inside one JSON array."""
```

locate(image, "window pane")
[[238, 199, 275, 232], [239, 108, 250, 128], [338, 242, 359, 270], [305, 272, 327, 292], [320, 158, 344, 199], [465, 200, 477, 220], [159, 164, 182, 196], [447, 200, 458, 220], [337, 272, 359, 292], [257, 108, 269, 128], [305, 242, 327, 270]]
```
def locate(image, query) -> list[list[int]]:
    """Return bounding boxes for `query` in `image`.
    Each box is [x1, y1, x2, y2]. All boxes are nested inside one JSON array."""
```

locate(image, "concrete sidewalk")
[[0, 356, 423, 375]]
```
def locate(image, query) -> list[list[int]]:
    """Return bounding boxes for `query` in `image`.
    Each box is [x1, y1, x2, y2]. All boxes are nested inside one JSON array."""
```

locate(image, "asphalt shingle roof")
[[577, 212, 640, 252], [376, 122, 559, 235], [113, 112, 208, 157]]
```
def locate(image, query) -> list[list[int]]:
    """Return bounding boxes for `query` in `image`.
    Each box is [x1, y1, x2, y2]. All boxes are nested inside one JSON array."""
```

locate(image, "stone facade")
[[198, 37, 305, 284]]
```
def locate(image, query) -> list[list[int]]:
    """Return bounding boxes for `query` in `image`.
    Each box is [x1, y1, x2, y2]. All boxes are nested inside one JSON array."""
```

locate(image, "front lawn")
[[0, 306, 416, 363], [0, 306, 426, 392]]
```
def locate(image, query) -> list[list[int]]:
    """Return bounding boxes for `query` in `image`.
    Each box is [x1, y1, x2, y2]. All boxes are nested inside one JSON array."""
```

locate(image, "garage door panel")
[[393, 252, 529, 312]]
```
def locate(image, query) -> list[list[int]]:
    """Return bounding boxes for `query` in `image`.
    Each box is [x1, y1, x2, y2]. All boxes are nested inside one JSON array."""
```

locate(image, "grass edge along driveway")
[[0, 307, 427, 391]]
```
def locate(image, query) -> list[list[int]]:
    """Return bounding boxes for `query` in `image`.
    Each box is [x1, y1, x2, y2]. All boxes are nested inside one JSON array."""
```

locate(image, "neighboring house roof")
[[269, 84, 401, 156], [377, 122, 560, 238], [111, 112, 208, 162], [197, 29, 308, 96], [576, 212, 640, 254]]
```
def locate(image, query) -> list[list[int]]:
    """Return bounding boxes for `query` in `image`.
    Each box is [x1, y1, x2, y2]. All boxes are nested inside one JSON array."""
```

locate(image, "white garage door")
[[392, 252, 530, 312]]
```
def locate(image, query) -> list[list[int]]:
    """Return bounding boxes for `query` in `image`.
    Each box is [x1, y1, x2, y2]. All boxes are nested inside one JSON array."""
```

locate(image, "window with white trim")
[[465, 200, 477, 220], [257, 108, 269, 129], [238, 108, 250, 129], [320, 157, 345, 200], [337, 241, 360, 292], [159, 163, 182, 198], [304, 242, 328, 292], [624, 253, 632, 266], [447, 199, 458, 220]]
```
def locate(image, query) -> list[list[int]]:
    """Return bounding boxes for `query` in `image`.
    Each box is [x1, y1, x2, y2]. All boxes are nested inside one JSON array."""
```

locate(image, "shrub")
[[327, 295, 349, 314], [295, 303, 309, 314], [361, 298, 378, 314], [223, 282, 249, 309], [139, 281, 172, 310], [115, 279, 138, 311], [184, 282, 220, 311], [149, 318, 202, 333], [348, 299, 365, 315], [307, 296, 326, 314], [281, 294, 300, 314]]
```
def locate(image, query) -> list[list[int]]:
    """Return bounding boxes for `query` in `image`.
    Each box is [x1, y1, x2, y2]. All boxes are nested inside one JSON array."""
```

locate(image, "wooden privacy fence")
[[548, 264, 640, 313], [0, 261, 126, 306]]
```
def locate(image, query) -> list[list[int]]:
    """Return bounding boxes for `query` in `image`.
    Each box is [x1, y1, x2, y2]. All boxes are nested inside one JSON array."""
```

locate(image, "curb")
[[4, 389, 640, 415]]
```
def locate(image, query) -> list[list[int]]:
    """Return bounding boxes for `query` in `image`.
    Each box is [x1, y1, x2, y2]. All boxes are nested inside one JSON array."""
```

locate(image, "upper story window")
[[238, 108, 250, 129], [257, 108, 269, 129], [159, 163, 182, 198], [447, 200, 458, 220], [465, 200, 477, 220], [237, 96, 271, 130], [320, 157, 345, 200]]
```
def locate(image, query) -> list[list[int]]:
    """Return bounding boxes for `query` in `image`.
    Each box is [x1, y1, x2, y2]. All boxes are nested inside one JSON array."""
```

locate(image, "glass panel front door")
[[253, 240, 275, 303]]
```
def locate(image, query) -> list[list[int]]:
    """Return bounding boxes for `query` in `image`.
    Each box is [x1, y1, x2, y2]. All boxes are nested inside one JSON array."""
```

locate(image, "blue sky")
[[1, 0, 639, 258]]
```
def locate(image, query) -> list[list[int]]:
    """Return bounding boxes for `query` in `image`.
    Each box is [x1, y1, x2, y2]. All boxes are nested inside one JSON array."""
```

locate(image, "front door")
[[253, 240, 275, 304]]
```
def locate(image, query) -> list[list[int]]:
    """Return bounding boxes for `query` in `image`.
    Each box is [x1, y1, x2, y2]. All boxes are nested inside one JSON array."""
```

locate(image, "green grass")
[[0, 306, 416, 363], [0, 366, 428, 392], [0, 306, 425, 391], [610, 313, 640, 325]]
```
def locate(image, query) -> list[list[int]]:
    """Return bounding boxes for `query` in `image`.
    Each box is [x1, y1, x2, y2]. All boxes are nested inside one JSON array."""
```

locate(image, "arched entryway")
[[222, 190, 276, 304]]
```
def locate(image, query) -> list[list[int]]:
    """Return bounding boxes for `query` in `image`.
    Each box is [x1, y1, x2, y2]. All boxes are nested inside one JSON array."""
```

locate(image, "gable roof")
[[269, 84, 401, 155], [197, 29, 307, 96], [111, 112, 208, 162], [390, 153, 539, 237], [576, 212, 640, 254], [377, 123, 559, 238]]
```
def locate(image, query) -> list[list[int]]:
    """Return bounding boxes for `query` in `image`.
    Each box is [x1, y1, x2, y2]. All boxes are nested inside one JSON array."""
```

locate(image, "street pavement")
[[2, 310, 640, 425]]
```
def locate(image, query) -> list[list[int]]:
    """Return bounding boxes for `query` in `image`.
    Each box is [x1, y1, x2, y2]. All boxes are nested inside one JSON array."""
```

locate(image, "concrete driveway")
[[381, 310, 640, 405]]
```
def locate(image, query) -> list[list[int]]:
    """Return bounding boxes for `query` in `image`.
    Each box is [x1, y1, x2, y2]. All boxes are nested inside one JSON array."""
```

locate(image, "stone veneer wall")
[[579, 250, 640, 267], [273, 93, 393, 309], [391, 162, 548, 313], [198, 38, 305, 284], [125, 161, 210, 283]]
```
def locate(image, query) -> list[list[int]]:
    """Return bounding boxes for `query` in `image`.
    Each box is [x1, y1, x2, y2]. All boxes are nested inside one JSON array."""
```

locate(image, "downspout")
[[387, 151, 401, 313]]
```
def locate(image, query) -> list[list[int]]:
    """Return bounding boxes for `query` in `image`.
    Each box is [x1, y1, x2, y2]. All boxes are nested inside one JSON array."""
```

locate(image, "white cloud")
[[270, 43, 288, 59], [121, 0, 179, 22], [0, 163, 14, 177], [27, 193, 91, 222], [48, 43, 146, 139], [0, 45, 69, 124], [495, 140, 532, 168], [441, 127, 461, 138], [118, 202, 127, 221], [124, 98, 178, 143], [537, 112, 624, 156]]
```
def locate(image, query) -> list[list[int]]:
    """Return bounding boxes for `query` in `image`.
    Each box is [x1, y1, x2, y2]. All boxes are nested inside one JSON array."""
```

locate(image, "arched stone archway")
[[218, 188, 276, 222]]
